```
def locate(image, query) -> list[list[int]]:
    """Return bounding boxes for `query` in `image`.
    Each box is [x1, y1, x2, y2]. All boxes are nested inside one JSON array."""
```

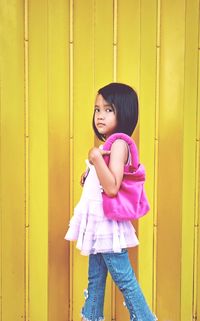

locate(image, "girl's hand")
[[80, 168, 90, 186], [88, 147, 111, 165], [80, 172, 86, 186], [88, 140, 128, 197]]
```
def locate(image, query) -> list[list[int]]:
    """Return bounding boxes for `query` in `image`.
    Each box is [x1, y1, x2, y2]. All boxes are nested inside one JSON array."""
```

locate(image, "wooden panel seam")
[[156, 0, 161, 48], [69, 1, 74, 320], [113, 0, 117, 81], [24, 1, 29, 320], [0, 39, 2, 321], [153, 1, 161, 311], [153, 45, 160, 314], [199, 0, 200, 49], [193, 49, 200, 321]]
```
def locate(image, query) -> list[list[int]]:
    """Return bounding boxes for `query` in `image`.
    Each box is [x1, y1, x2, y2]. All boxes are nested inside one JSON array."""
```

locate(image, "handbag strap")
[[103, 133, 139, 169]]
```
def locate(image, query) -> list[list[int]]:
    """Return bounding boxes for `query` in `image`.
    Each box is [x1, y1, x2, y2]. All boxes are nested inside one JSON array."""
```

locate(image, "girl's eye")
[[94, 106, 114, 113]]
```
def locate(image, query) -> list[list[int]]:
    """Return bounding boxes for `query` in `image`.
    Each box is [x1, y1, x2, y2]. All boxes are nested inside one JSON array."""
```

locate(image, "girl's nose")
[[97, 112, 105, 120]]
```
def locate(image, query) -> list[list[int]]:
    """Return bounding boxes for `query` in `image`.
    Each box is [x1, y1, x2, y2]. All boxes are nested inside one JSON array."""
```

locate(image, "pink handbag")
[[102, 133, 150, 221]]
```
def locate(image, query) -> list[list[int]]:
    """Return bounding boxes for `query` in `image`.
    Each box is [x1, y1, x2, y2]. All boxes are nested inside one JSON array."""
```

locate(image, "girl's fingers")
[[80, 173, 85, 186], [100, 150, 111, 156]]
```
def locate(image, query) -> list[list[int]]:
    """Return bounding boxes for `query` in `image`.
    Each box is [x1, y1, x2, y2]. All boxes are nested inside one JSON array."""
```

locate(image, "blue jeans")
[[81, 250, 157, 321]]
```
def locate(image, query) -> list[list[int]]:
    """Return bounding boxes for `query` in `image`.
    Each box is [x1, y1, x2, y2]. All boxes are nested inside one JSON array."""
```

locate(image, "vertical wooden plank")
[[69, 1, 74, 320], [94, 1, 113, 319], [47, 1, 70, 321], [117, 0, 140, 143], [29, 1, 48, 320], [181, 0, 199, 320], [94, 0, 113, 90], [197, 174, 200, 321], [153, 0, 161, 311], [197, 223, 200, 321], [0, 0, 25, 320], [0, 7, 2, 320], [24, 0, 29, 319], [0, 64, 2, 321], [139, 0, 157, 312], [157, 0, 185, 320], [113, 0, 117, 82], [116, 1, 141, 319], [199, 0, 200, 50], [195, 8, 200, 317], [117, 0, 140, 89], [72, 1, 95, 320], [195, 49, 200, 321]]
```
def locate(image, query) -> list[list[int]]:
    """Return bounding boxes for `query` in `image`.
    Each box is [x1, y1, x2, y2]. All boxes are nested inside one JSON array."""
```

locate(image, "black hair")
[[92, 82, 139, 141]]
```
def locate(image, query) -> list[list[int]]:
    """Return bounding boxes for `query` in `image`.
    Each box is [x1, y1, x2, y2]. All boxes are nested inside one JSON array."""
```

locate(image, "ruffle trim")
[[65, 198, 139, 255]]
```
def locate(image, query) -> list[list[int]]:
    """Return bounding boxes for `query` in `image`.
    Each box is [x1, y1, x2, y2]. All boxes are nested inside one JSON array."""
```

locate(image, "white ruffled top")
[[65, 159, 139, 256]]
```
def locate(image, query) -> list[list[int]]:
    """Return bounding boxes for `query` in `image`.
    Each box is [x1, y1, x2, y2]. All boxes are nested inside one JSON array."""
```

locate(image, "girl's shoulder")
[[110, 138, 128, 148], [109, 139, 128, 156], [103, 133, 134, 152], [108, 139, 128, 165]]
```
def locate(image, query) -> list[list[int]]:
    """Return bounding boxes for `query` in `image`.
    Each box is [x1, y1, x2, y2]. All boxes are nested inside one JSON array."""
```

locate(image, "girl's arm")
[[88, 139, 128, 197]]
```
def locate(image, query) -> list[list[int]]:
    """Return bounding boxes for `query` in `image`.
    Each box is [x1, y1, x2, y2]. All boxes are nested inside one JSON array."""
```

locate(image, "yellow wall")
[[0, 1, 199, 321]]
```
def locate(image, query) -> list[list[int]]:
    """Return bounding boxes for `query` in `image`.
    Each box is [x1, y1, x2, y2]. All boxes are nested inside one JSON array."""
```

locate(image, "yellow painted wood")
[[0, 1, 200, 321], [197, 190, 200, 321], [157, 0, 185, 320], [24, 0, 30, 320], [72, 1, 95, 320], [0, 1, 25, 320], [195, 51, 200, 321], [0, 72, 2, 321], [113, 0, 118, 82], [28, 1, 48, 320], [153, 46, 160, 314], [94, 0, 114, 91], [181, 1, 199, 320], [199, 9, 200, 50], [138, 0, 157, 312], [24, 0, 29, 316], [156, 0, 161, 48], [117, 0, 140, 149], [69, 1, 74, 321], [69, 1, 74, 320], [117, 0, 140, 90], [0, 11, 2, 321], [47, 1, 70, 321]]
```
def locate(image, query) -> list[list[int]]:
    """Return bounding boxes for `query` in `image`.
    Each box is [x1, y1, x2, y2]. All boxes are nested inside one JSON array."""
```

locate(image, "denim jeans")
[[81, 249, 157, 321]]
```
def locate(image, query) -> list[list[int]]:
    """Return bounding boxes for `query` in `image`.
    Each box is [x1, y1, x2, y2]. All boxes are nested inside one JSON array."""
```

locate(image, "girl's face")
[[94, 94, 117, 138]]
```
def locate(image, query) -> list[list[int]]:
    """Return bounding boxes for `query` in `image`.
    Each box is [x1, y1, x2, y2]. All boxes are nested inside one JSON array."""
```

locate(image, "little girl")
[[65, 83, 157, 321]]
